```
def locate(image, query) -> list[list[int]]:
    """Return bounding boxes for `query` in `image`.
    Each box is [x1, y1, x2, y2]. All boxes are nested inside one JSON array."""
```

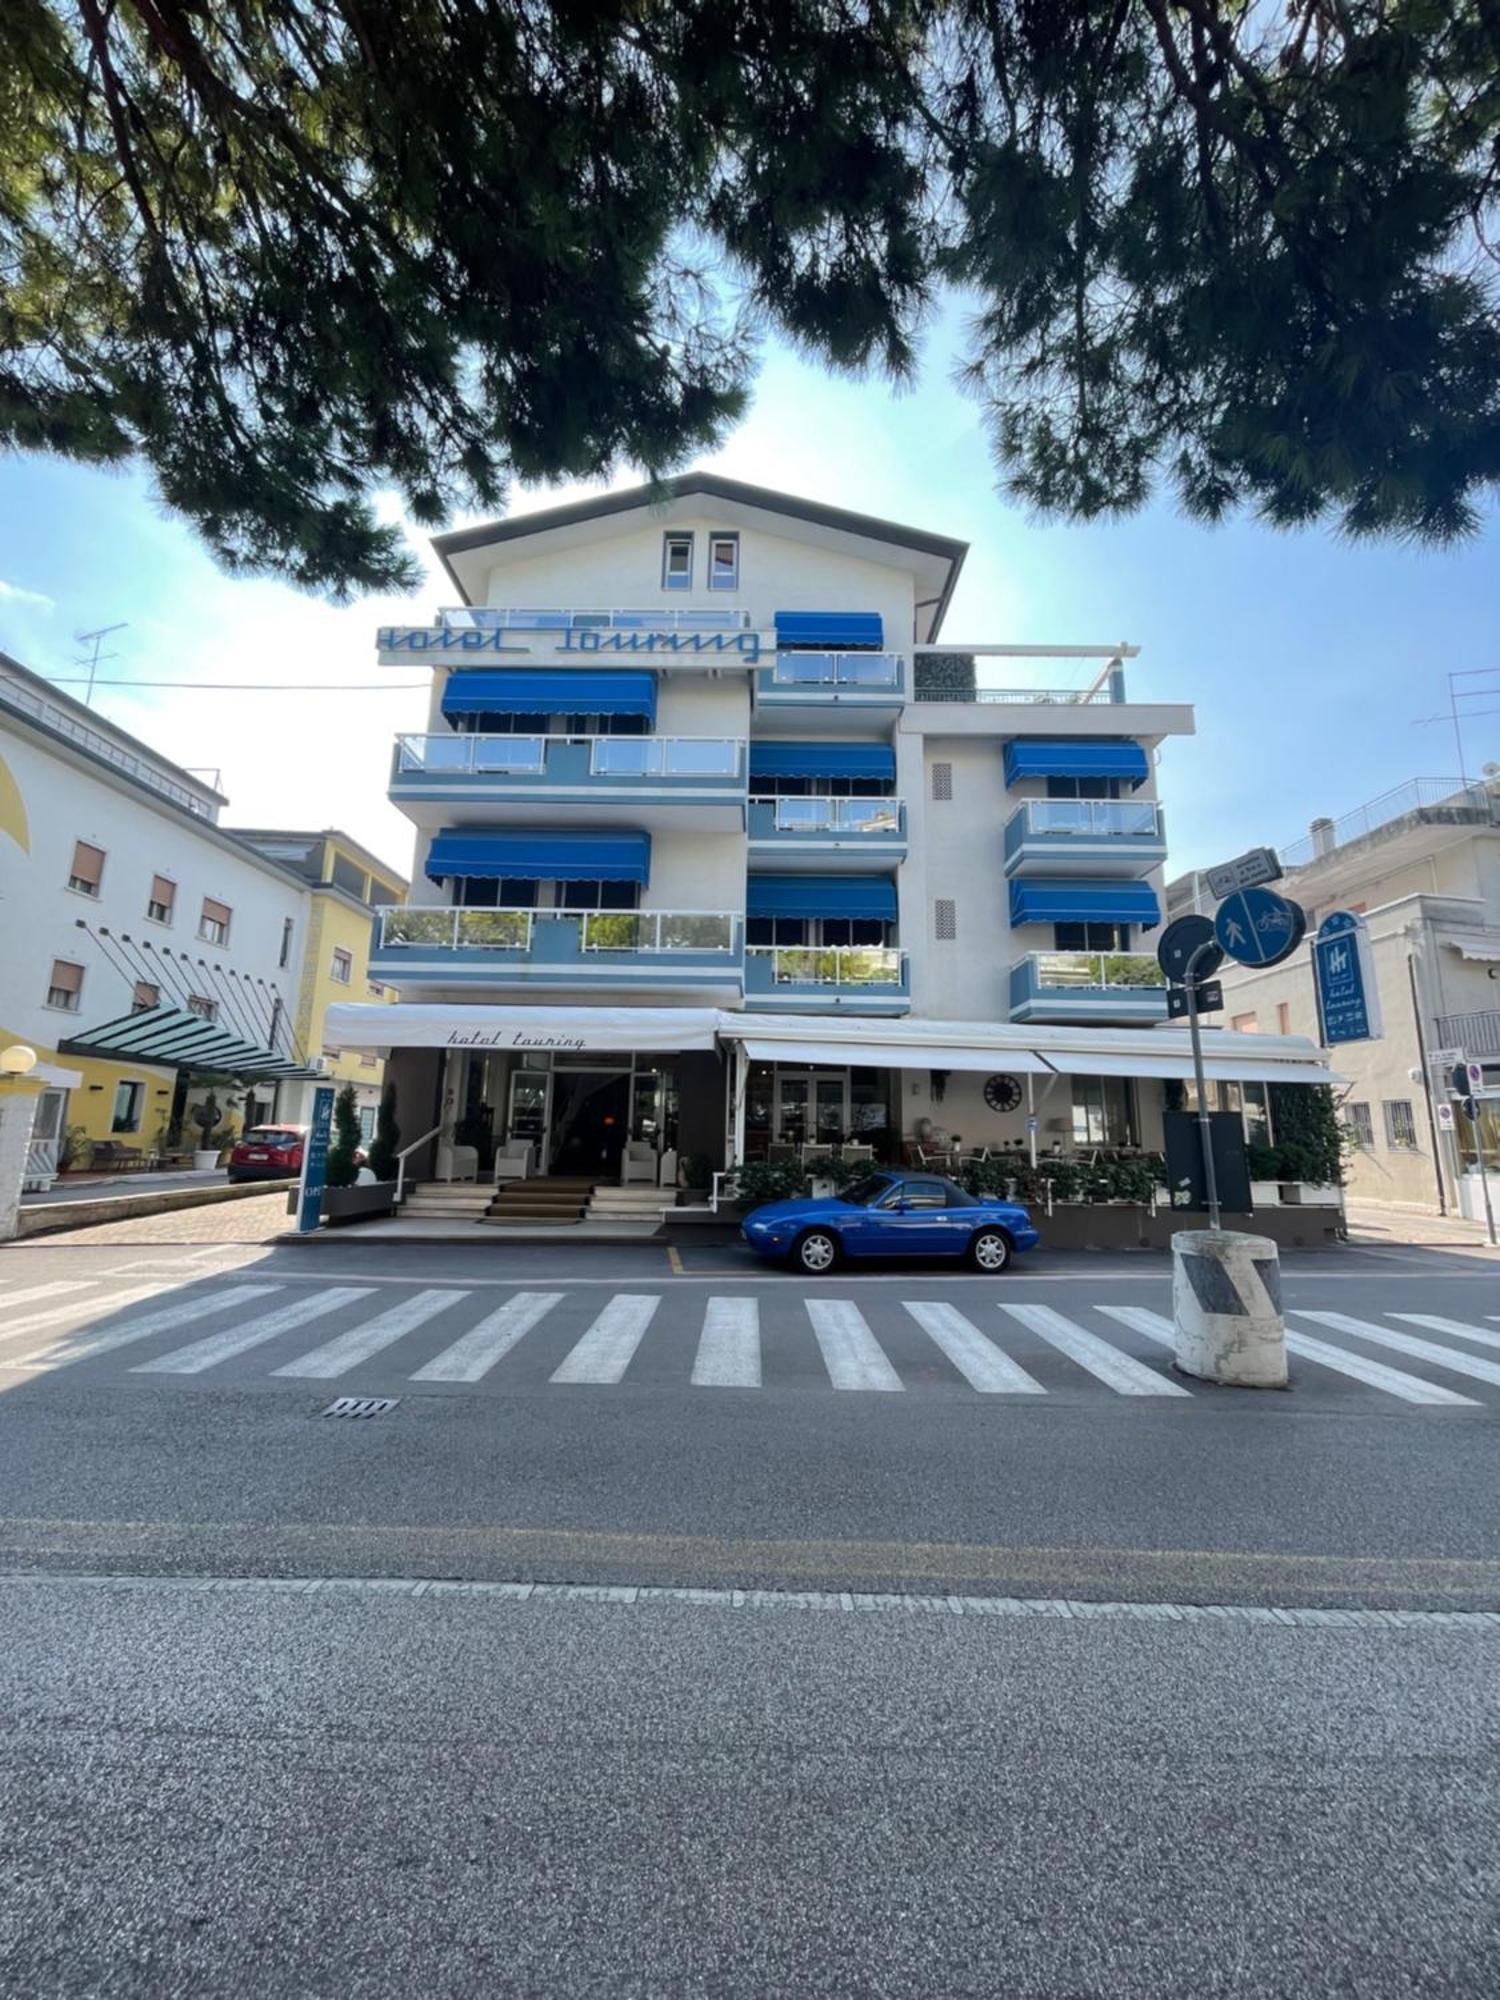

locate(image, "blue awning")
[[774, 611, 885, 651], [426, 830, 652, 883], [1003, 739, 1150, 789], [748, 740, 896, 781], [440, 670, 657, 720], [1008, 880, 1161, 928], [747, 874, 898, 920]]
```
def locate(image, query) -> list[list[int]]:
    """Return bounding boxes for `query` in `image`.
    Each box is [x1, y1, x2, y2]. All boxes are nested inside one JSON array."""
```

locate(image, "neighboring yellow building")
[[228, 830, 408, 1138]]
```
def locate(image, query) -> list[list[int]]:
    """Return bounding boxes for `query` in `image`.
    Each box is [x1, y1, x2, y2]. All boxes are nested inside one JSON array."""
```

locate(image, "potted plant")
[[190, 1091, 224, 1170], [366, 1082, 400, 1183], [321, 1083, 397, 1224]]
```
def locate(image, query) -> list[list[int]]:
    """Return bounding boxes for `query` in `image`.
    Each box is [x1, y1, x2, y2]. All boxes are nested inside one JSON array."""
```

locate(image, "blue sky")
[[0, 316, 1494, 885]]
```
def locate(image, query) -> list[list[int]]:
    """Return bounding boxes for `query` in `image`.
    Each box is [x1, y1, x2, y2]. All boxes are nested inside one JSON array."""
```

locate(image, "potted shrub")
[[1267, 1085, 1348, 1205], [190, 1091, 224, 1170], [367, 1082, 400, 1183], [321, 1084, 396, 1224]]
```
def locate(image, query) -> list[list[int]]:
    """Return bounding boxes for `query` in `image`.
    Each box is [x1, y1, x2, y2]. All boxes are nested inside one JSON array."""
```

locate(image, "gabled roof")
[[432, 472, 968, 641]]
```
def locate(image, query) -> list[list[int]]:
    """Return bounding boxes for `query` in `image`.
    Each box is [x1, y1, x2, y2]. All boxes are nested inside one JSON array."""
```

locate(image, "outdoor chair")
[[492, 1140, 532, 1182], [621, 1140, 658, 1185], [435, 1139, 479, 1182]]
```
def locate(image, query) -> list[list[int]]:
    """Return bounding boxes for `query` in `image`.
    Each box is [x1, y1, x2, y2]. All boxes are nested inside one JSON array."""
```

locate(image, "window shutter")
[[69, 841, 105, 890], [132, 981, 159, 1012], [48, 959, 84, 999], [931, 761, 953, 801], [202, 897, 231, 927], [151, 874, 176, 909], [934, 898, 957, 941]]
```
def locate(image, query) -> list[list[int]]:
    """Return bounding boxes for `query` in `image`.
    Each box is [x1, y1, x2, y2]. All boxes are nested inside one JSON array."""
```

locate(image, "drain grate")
[[321, 1396, 400, 1419]]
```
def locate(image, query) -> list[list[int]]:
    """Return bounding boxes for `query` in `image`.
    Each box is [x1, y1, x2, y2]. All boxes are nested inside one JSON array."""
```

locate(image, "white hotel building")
[[325, 475, 1334, 1204]]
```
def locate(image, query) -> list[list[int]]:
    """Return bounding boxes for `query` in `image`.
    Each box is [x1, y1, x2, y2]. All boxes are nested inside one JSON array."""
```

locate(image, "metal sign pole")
[[1185, 940, 1221, 1230]]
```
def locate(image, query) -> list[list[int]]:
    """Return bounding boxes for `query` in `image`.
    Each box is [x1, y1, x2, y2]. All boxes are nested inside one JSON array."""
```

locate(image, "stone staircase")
[[398, 1182, 497, 1223], [399, 1177, 673, 1229], [484, 1176, 597, 1226], [586, 1184, 673, 1224]]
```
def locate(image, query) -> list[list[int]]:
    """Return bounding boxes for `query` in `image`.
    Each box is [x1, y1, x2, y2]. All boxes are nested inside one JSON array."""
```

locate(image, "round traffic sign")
[[1214, 886, 1307, 969], [1156, 914, 1224, 983]]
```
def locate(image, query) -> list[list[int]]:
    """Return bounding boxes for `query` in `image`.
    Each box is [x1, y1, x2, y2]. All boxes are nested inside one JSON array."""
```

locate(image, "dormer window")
[[708, 533, 739, 590], [662, 533, 693, 590]]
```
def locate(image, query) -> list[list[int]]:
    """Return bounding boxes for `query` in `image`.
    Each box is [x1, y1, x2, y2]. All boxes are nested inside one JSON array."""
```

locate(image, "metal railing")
[[1012, 799, 1163, 837], [747, 944, 907, 986], [440, 605, 751, 633], [770, 652, 902, 688], [394, 733, 744, 778], [1436, 1010, 1500, 1059], [754, 795, 904, 834], [1025, 950, 1165, 991], [375, 906, 738, 955], [1279, 778, 1498, 870], [915, 685, 1114, 705], [0, 670, 217, 818]]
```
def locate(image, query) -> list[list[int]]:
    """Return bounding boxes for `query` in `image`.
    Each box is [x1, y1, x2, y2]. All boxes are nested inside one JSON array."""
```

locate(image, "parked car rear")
[[227, 1126, 306, 1183]]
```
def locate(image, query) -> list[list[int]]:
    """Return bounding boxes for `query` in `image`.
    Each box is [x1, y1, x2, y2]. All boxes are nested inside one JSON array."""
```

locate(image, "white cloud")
[[0, 579, 55, 612]]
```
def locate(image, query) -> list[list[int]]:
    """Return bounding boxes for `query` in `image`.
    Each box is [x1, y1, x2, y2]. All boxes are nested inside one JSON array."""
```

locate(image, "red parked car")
[[227, 1125, 307, 1183]]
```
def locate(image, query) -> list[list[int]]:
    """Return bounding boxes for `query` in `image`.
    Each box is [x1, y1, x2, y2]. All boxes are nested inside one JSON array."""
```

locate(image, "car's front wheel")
[[792, 1228, 840, 1276], [968, 1227, 1013, 1274]]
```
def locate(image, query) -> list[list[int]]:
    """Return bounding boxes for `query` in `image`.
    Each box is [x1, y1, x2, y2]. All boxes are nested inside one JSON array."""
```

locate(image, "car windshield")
[[841, 1173, 897, 1206], [245, 1129, 300, 1146]]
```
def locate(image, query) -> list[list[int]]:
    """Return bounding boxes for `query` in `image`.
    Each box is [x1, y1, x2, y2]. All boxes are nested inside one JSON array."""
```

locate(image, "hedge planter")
[[321, 1181, 398, 1225]]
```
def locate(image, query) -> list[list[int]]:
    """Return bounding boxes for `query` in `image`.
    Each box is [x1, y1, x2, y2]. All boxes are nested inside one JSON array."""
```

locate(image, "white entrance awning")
[[322, 1002, 721, 1056], [734, 1036, 1052, 1075], [1037, 1048, 1347, 1087]]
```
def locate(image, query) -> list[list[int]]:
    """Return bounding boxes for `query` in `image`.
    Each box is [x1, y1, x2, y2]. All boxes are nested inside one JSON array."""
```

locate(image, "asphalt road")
[[2, 1233, 1497, 1996]]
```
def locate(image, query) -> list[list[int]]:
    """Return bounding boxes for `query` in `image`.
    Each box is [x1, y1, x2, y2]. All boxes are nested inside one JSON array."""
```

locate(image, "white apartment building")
[[322, 474, 1336, 1199], [1180, 775, 1500, 1219]]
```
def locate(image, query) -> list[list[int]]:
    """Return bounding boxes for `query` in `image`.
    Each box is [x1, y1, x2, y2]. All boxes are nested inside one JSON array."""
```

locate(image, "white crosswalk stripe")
[[998, 1303, 1190, 1396], [12, 1286, 284, 1373], [807, 1299, 904, 1391], [692, 1298, 761, 1388], [0, 1281, 99, 1314], [1392, 1313, 1500, 1354], [0, 1283, 169, 1346], [904, 1302, 1045, 1393], [1099, 1304, 1481, 1406], [411, 1292, 563, 1383], [552, 1295, 660, 1385], [1296, 1311, 1500, 1390], [134, 1287, 374, 1375], [272, 1289, 471, 1379]]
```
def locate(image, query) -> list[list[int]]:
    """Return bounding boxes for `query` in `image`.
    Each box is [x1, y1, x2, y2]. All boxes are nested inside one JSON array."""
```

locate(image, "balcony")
[[744, 944, 910, 1015], [754, 652, 906, 729], [747, 795, 906, 869], [1009, 951, 1167, 1026], [389, 733, 747, 831], [1003, 799, 1166, 878], [369, 906, 744, 999], [1435, 1010, 1500, 1060]]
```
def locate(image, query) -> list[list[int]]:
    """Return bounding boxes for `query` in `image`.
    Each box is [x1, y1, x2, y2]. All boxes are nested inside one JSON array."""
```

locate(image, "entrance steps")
[[400, 1183, 495, 1221], [486, 1177, 595, 1226], [587, 1185, 672, 1221]]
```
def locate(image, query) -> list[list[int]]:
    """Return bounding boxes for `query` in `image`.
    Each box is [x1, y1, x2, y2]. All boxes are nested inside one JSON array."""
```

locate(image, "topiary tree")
[[325, 1083, 362, 1190], [367, 1082, 399, 1182], [1267, 1084, 1349, 1188]]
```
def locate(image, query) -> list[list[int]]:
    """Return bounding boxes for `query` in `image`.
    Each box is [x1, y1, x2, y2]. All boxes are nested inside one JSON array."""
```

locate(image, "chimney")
[[1310, 816, 1335, 859]]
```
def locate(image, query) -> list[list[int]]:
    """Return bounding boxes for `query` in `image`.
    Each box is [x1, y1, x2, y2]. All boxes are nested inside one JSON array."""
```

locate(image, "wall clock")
[[984, 1074, 1023, 1113]]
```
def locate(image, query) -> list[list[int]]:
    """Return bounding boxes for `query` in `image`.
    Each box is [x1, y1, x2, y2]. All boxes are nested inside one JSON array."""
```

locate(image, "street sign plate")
[[1215, 887, 1307, 969], [1167, 979, 1224, 1021], [1157, 914, 1224, 983], [1436, 1101, 1456, 1130], [1428, 1047, 1465, 1071], [1204, 846, 1283, 899]]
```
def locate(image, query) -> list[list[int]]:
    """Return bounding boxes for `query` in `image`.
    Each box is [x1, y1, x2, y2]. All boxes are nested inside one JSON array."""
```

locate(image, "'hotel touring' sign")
[[378, 625, 763, 662]]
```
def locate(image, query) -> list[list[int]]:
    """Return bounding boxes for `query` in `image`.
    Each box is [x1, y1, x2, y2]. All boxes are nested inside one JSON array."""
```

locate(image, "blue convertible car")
[[742, 1169, 1039, 1276]]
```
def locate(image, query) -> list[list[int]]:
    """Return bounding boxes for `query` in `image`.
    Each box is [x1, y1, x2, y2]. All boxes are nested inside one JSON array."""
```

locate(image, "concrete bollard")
[[1171, 1229, 1288, 1388]]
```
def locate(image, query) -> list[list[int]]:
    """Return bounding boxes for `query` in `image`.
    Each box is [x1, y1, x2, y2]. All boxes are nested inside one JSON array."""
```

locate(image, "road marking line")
[[1392, 1313, 1500, 1354], [12, 1286, 284, 1372], [1099, 1304, 1481, 1406], [133, 1288, 373, 1374], [691, 1298, 761, 1388], [272, 1289, 471, 1378], [998, 1303, 1190, 1396], [0, 1284, 175, 1348], [0, 1281, 98, 1313], [1297, 1311, 1500, 1389], [807, 1299, 904, 1392], [410, 1292, 564, 1383], [904, 1302, 1046, 1393], [551, 1294, 660, 1385], [666, 1245, 685, 1277]]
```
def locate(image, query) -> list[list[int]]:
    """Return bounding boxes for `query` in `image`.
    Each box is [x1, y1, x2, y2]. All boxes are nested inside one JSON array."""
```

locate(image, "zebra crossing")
[[3, 1274, 1500, 1408]]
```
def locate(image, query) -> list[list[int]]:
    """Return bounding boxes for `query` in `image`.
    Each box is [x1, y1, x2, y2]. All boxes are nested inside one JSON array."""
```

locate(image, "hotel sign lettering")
[[378, 627, 527, 654], [377, 625, 763, 661], [446, 1028, 586, 1050]]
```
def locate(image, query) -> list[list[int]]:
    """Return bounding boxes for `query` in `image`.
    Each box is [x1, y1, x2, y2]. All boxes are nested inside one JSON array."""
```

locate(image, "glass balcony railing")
[[588, 737, 743, 778], [440, 606, 751, 633], [770, 652, 902, 688], [582, 911, 737, 953], [1013, 800, 1163, 838], [746, 945, 907, 986], [379, 908, 535, 950], [376, 907, 738, 956], [396, 735, 546, 774], [1027, 951, 1165, 991], [758, 796, 904, 834], [393, 734, 745, 779]]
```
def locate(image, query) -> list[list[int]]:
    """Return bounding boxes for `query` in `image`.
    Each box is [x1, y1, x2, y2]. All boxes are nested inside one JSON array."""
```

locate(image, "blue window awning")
[[774, 611, 885, 651], [748, 740, 896, 782], [440, 670, 657, 721], [1008, 880, 1161, 929], [1003, 739, 1151, 789], [747, 874, 897, 921], [426, 830, 651, 883]]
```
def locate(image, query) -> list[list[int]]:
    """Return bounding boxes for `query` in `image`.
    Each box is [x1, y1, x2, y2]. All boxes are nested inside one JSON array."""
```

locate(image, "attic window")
[[662, 534, 693, 591]]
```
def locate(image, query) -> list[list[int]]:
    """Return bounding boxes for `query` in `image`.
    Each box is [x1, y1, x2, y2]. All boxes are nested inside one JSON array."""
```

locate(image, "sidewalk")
[[1344, 1199, 1498, 1251], [22, 1169, 227, 1206]]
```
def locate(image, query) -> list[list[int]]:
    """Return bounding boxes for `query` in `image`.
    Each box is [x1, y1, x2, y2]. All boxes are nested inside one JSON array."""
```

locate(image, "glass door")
[[24, 1087, 67, 1190], [507, 1068, 551, 1173], [813, 1075, 848, 1149]]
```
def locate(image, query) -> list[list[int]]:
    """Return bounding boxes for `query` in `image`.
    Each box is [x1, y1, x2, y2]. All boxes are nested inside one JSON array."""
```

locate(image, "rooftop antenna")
[[73, 622, 128, 706]]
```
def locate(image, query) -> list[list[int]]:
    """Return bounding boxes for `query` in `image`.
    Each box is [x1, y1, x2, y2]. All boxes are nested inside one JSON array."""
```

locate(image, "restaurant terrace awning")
[[59, 1006, 325, 1081]]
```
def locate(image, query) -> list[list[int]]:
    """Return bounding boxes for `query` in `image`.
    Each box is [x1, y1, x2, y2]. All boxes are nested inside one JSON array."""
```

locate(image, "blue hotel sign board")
[[295, 1085, 336, 1234], [1314, 910, 1383, 1045]]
